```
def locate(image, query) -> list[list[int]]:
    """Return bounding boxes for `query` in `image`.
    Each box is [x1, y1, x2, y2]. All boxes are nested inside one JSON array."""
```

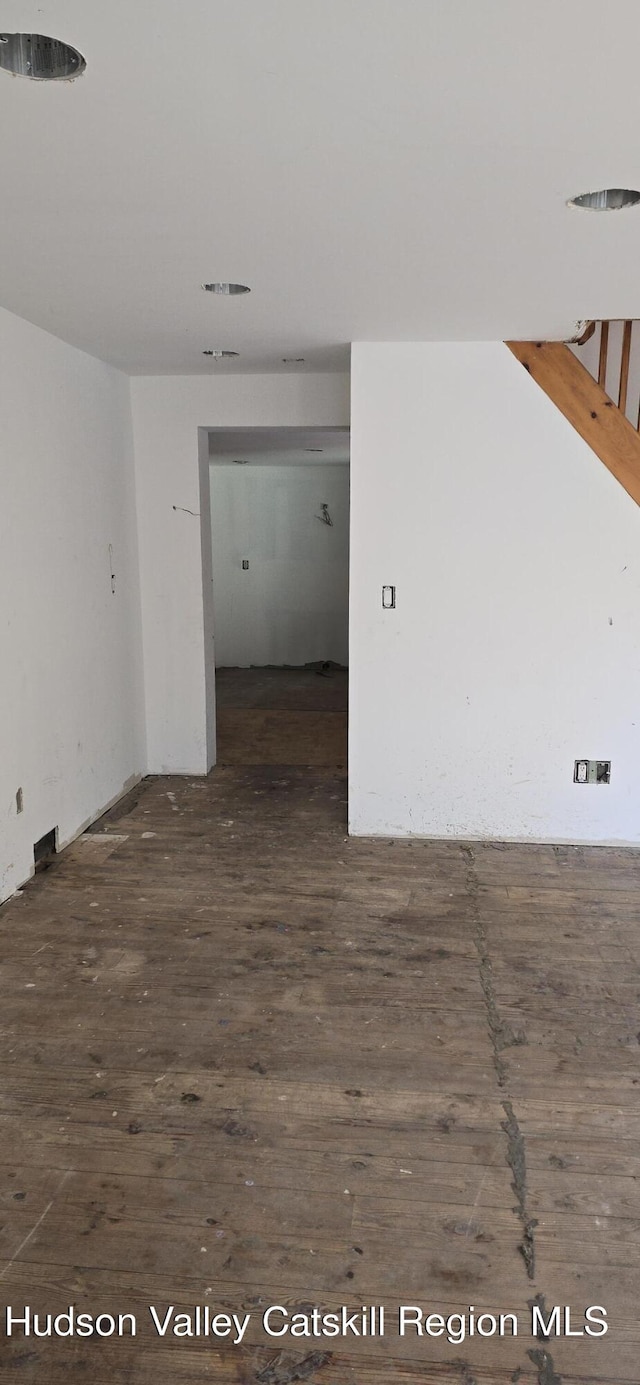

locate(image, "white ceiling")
[[209, 427, 349, 466], [3, 1, 640, 374]]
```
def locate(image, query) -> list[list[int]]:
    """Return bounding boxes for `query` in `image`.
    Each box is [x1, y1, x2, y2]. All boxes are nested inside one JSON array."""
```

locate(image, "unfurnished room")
[[1, 6, 640, 1385]]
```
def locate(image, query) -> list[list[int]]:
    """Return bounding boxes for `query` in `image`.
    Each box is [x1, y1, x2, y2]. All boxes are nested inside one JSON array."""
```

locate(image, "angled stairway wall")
[[349, 341, 640, 843], [508, 339, 640, 508]]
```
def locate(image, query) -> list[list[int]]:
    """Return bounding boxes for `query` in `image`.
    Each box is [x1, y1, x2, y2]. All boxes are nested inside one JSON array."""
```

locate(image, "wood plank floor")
[[215, 667, 348, 766], [0, 675, 638, 1383]]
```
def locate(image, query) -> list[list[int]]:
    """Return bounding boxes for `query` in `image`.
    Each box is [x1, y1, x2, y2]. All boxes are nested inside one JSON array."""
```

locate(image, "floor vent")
[[33, 828, 58, 872]]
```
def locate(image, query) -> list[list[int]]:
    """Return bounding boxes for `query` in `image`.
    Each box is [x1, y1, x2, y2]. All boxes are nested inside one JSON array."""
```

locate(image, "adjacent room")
[[208, 427, 349, 769]]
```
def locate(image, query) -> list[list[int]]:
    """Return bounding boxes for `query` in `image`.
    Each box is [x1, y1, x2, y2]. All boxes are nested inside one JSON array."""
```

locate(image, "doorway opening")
[[208, 426, 349, 769]]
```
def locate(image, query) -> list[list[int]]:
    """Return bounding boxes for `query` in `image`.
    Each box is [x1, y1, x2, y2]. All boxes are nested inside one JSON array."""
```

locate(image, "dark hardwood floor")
[[215, 666, 347, 766], [0, 672, 638, 1383]]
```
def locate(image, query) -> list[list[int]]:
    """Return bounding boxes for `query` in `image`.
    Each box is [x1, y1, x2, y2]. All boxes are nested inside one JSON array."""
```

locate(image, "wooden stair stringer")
[[506, 338, 640, 508]]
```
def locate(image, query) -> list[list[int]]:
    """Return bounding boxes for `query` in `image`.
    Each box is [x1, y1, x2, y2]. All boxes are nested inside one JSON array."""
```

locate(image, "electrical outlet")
[[382, 585, 396, 609], [574, 759, 611, 785]]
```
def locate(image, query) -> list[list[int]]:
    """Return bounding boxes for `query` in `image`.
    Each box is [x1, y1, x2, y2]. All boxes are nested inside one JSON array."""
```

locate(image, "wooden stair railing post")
[[598, 320, 609, 390], [619, 320, 633, 415]]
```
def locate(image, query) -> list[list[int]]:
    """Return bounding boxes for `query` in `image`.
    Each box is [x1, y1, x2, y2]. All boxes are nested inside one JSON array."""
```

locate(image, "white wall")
[[131, 374, 350, 772], [210, 463, 349, 667], [0, 306, 145, 903], [350, 341, 640, 843]]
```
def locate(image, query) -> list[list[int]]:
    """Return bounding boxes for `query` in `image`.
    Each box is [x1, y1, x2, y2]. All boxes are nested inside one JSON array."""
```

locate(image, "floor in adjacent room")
[[0, 675, 637, 1383], [215, 665, 348, 767]]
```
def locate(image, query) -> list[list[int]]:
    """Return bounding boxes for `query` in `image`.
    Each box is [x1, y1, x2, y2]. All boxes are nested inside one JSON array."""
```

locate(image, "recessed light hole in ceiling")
[[203, 283, 250, 295], [0, 32, 85, 79], [568, 188, 640, 210]]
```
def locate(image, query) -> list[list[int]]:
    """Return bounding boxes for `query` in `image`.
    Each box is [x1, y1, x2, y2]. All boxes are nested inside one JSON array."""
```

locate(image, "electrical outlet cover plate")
[[574, 759, 611, 785]]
